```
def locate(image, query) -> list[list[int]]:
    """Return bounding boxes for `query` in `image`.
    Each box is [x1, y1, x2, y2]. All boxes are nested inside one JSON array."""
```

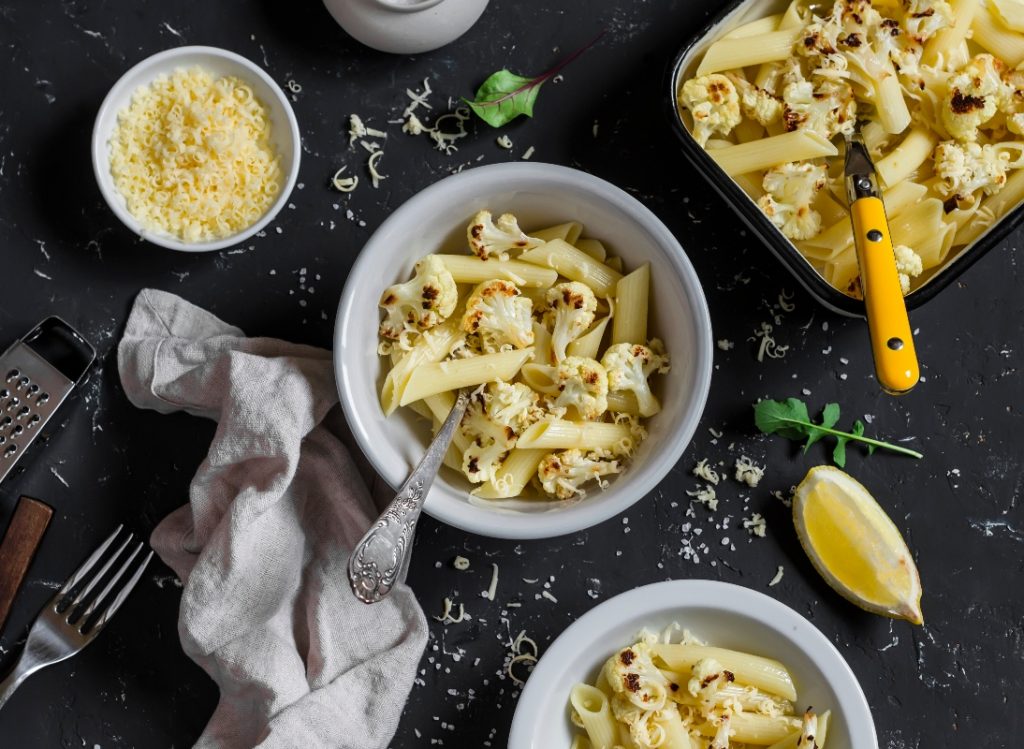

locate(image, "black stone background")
[[0, 0, 1021, 746]]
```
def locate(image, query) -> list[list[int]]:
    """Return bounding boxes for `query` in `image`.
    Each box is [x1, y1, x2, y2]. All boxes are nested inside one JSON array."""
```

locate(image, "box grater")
[[0, 317, 95, 486]]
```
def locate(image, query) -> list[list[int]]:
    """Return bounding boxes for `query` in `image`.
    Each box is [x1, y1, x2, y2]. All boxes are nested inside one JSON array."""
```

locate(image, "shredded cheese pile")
[[109, 67, 282, 242]]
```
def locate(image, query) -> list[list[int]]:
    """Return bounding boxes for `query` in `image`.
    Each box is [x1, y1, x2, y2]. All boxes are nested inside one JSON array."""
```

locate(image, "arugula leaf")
[[754, 398, 922, 466], [465, 31, 605, 128]]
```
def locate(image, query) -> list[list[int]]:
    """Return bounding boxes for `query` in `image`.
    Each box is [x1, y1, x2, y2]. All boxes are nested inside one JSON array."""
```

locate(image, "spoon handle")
[[347, 388, 470, 604]]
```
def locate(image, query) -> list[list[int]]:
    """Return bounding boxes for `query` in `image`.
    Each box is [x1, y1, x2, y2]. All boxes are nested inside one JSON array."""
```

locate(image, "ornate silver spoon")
[[347, 388, 470, 604]]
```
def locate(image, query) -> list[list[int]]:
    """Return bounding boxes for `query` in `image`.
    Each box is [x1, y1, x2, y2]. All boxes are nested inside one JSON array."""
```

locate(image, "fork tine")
[[64, 532, 134, 613], [53, 524, 124, 601], [90, 549, 154, 633], [77, 542, 143, 626]]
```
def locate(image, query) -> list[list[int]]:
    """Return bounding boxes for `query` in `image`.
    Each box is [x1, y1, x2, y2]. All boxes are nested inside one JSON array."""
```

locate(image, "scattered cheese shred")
[[348, 114, 367, 146], [482, 562, 499, 600], [452, 555, 470, 571], [692, 458, 720, 485], [496, 134, 513, 149], [434, 597, 468, 624], [717, 339, 735, 351], [734, 455, 765, 488], [507, 629, 539, 686], [686, 484, 718, 511], [742, 513, 767, 538], [750, 322, 789, 362], [330, 166, 358, 193], [109, 67, 282, 242], [521, 146, 535, 160], [368, 150, 386, 188], [541, 590, 558, 603], [286, 79, 302, 94], [769, 566, 785, 587]]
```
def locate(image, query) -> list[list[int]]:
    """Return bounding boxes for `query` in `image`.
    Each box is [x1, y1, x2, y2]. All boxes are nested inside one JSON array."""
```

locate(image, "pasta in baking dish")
[[376, 210, 669, 502], [569, 627, 831, 749], [676, 0, 1024, 297]]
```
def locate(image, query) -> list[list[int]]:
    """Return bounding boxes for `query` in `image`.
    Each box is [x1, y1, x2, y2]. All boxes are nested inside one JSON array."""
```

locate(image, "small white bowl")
[[91, 46, 300, 252], [334, 162, 713, 539], [509, 580, 879, 749]]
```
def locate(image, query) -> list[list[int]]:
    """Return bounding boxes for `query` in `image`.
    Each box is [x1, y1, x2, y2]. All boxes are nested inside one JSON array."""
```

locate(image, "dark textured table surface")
[[0, 0, 1021, 747]]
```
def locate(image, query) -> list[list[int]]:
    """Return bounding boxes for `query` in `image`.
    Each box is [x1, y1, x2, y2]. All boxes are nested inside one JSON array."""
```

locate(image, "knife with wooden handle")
[[0, 497, 53, 633]]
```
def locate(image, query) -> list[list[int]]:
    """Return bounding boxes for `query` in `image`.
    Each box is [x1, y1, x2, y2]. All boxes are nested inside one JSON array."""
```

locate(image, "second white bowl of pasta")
[[334, 162, 713, 539], [508, 580, 878, 749]]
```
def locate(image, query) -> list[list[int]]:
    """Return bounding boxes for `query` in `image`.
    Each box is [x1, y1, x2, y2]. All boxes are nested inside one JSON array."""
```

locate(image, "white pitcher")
[[322, 0, 490, 54]]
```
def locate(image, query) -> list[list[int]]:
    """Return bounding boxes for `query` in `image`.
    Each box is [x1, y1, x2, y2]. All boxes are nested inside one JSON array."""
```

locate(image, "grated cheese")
[[348, 114, 367, 146], [769, 566, 785, 586], [496, 134, 513, 150], [734, 455, 765, 487], [434, 597, 468, 624], [692, 458, 720, 485], [686, 484, 718, 511], [521, 146, 535, 160], [717, 339, 735, 351], [368, 150, 386, 188], [452, 555, 470, 571], [330, 166, 358, 193], [109, 67, 281, 243], [286, 79, 302, 93], [482, 563, 499, 600], [742, 513, 767, 537]]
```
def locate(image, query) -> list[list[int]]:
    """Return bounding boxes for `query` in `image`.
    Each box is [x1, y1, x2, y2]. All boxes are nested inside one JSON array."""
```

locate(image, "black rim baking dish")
[[665, 0, 1024, 317]]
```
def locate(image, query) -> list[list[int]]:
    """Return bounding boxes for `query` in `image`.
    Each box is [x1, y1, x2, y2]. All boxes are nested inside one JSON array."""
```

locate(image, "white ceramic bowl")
[[509, 580, 879, 749], [334, 162, 713, 539], [91, 46, 301, 252]]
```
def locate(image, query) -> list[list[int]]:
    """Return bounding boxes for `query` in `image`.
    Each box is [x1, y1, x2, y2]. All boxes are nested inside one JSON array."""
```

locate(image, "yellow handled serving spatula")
[[844, 134, 920, 395]]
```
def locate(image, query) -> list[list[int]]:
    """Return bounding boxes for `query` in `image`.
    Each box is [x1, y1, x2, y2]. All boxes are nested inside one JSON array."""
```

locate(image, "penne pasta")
[[436, 254, 558, 287], [399, 348, 532, 406], [516, 419, 633, 451], [923, 0, 979, 65], [973, 1, 1024, 66], [707, 130, 839, 177], [650, 644, 798, 701], [570, 684, 617, 749], [531, 221, 583, 245], [380, 320, 464, 415], [697, 712, 801, 744], [567, 316, 612, 360], [574, 238, 608, 261], [611, 263, 650, 346], [722, 13, 784, 39], [874, 127, 939, 188], [472, 448, 548, 499], [695, 27, 803, 76], [519, 239, 623, 297]]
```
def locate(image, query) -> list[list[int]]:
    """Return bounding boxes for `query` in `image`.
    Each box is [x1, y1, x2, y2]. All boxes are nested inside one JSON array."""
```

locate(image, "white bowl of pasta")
[[508, 580, 878, 749], [334, 162, 713, 539]]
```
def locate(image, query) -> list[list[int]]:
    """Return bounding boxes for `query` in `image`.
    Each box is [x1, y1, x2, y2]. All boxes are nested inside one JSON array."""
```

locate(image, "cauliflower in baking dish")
[[757, 162, 829, 241], [552, 356, 609, 420], [544, 282, 598, 362], [894, 244, 924, 294], [378, 254, 458, 341], [601, 340, 670, 418], [933, 140, 1014, 208], [727, 74, 783, 127], [941, 54, 1007, 141], [901, 0, 954, 43], [538, 448, 621, 500], [678, 73, 741, 147], [467, 209, 542, 261], [460, 279, 534, 352], [780, 60, 857, 140]]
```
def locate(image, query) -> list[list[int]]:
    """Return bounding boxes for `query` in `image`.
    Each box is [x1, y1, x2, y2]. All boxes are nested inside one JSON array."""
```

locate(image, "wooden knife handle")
[[0, 497, 53, 633]]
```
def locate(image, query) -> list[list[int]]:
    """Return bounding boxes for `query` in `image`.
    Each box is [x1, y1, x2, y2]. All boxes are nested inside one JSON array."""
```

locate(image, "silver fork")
[[0, 525, 153, 710]]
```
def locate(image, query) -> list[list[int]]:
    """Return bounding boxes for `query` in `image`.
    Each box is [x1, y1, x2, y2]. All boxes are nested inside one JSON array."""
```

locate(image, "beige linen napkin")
[[117, 288, 426, 749]]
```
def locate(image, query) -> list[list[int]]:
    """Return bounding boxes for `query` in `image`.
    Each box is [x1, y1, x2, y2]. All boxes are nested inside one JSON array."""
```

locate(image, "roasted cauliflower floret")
[[544, 282, 598, 362], [901, 0, 954, 42], [933, 140, 1012, 208], [488, 380, 543, 431], [757, 162, 829, 241], [1000, 68, 1024, 135], [378, 255, 458, 341], [780, 61, 856, 139], [467, 210, 541, 261], [601, 642, 671, 710], [894, 244, 924, 295], [460, 390, 515, 484], [600, 341, 670, 418], [537, 448, 621, 500], [727, 74, 783, 127], [460, 279, 534, 352], [688, 658, 736, 707], [679, 74, 742, 147], [552, 356, 609, 420], [798, 709, 820, 749], [942, 54, 1007, 141]]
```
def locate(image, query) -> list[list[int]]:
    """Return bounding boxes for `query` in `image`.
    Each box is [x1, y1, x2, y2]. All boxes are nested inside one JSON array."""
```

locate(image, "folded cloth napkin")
[[117, 288, 427, 749]]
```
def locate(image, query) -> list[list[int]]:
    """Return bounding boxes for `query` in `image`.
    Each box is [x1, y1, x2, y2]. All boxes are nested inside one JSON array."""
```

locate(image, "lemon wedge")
[[793, 465, 924, 625]]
